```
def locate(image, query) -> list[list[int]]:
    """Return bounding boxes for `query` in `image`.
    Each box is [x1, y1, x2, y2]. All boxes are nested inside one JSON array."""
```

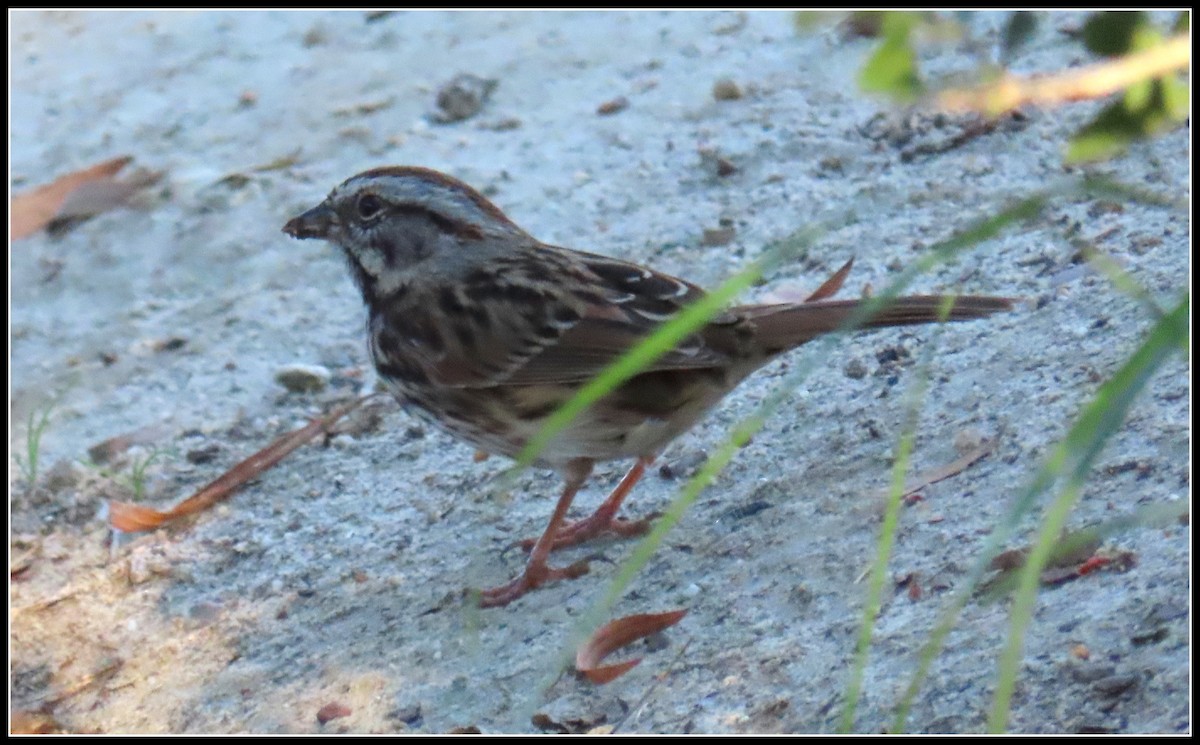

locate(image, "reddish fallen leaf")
[[108, 396, 373, 533], [576, 609, 687, 684], [51, 167, 162, 228], [10, 710, 63, 734], [899, 572, 923, 601], [11, 156, 162, 240], [317, 702, 351, 725], [10, 548, 35, 581], [1075, 555, 1112, 576], [984, 532, 1130, 591]]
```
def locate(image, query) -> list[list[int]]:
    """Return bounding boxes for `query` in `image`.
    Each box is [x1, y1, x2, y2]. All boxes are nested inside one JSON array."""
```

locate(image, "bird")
[[283, 166, 1013, 607]]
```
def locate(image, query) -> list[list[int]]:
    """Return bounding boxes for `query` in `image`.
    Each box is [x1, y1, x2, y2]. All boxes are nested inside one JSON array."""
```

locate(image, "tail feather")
[[741, 295, 1015, 351]]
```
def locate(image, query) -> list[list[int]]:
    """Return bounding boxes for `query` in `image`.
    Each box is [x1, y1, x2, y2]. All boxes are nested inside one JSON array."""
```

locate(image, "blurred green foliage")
[[1067, 12, 1190, 162], [798, 10, 1189, 163]]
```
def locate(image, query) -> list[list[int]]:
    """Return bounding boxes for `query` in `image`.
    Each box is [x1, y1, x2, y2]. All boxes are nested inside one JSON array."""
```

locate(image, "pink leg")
[[519, 457, 656, 553], [479, 459, 594, 608]]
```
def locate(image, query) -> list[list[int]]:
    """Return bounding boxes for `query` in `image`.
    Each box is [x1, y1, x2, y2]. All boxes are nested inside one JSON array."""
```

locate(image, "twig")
[[107, 394, 377, 533], [937, 34, 1189, 115]]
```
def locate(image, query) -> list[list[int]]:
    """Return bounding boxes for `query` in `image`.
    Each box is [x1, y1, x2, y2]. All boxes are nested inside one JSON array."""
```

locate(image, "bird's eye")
[[356, 194, 384, 220]]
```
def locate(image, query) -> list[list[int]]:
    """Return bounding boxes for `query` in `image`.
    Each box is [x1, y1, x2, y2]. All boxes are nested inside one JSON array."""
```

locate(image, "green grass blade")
[[986, 292, 1188, 731], [893, 292, 1188, 731], [839, 294, 959, 733]]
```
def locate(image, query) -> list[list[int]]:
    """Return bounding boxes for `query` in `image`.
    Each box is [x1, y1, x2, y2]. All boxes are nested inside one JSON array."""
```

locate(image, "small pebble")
[[712, 78, 743, 101], [43, 459, 84, 491], [432, 73, 497, 123], [659, 450, 707, 480], [953, 427, 989, 454], [154, 337, 188, 353], [698, 147, 737, 177], [186, 443, 221, 465], [701, 225, 736, 247], [596, 96, 629, 116], [389, 702, 422, 725], [126, 551, 171, 585], [1093, 672, 1139, 698], [843, 358, 868, 379], [274, 364, 331, 393]]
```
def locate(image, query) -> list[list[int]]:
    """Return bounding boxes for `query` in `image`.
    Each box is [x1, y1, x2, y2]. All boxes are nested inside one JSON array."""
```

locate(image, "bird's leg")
[[520, 456, 656, 553], [479, 458, 594, 608]]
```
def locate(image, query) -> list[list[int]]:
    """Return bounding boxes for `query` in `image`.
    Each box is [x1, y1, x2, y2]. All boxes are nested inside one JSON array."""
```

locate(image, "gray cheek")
[[410, 234, 434, 261], [379, 225, 436, 264], [374, 235, 404, 267]]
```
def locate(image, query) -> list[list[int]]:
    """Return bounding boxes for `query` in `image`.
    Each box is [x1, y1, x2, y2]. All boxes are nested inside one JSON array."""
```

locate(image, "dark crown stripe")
[[350, 165, 518, 229]]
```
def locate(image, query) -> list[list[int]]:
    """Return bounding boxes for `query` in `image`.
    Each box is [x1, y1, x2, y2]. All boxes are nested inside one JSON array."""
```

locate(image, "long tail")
[[740, 294, 1015, 351]]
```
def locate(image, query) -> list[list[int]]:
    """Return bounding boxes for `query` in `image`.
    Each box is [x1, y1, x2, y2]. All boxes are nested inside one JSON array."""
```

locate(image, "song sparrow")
[[283, 166, 1012, 607]]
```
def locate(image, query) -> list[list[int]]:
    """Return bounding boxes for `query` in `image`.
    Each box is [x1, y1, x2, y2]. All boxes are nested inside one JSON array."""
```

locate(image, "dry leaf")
[[982, 531, 1135, 594], [576, 609, 687, 684], [10, 548, 36, 581], [52, 168, 161, 223], [108, 396, 373, 533], [11, 156, 162, 240], [317, 702, 351, 724], [13, 156, 127, 239], [10, 710, 63, 734]]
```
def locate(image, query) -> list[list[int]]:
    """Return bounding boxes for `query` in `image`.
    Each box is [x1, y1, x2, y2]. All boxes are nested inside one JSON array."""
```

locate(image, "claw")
[[477, 558, 591, 608]]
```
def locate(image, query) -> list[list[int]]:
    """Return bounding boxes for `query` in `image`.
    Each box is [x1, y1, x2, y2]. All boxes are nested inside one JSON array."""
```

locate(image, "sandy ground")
[[9, 10, 1190, 734]]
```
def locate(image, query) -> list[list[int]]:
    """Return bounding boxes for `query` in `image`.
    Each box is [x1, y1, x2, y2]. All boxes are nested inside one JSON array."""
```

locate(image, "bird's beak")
[[282, 203, 337, 240]]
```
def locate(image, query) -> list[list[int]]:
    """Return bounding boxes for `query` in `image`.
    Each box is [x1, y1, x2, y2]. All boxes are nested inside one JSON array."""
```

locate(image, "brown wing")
[[496, 249, 735, 386], [373, 246, 733, 388]]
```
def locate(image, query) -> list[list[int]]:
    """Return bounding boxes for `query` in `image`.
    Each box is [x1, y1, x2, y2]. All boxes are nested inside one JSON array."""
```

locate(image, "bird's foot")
[[477, 557, 591, 608]]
